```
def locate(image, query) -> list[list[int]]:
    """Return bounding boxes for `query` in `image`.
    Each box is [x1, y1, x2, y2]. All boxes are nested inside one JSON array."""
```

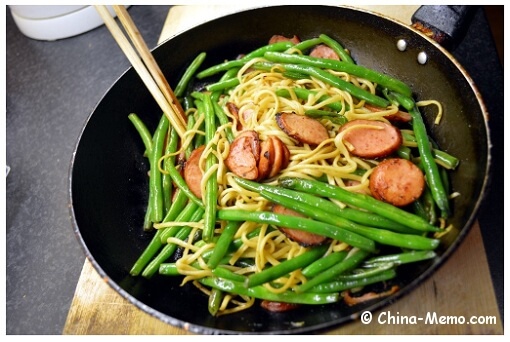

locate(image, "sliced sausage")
[[276, 112, 330, 146], [261, 300, 300, 312], [369, 158, 425, 207], [340, 119, 402, 158], [272, 204, 328, 246], [269, 34, 301, 45], [364, 103, 412, 123], [309, 44, 340, 60], [269, 136, 291, 178], [258, 138, 274, 181], [225, 130, 260, 180], [183, 145, 206, 198]]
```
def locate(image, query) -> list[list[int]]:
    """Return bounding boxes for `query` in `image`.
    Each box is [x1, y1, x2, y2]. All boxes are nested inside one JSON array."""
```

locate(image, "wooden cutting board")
[[63, 5, 503, 335]]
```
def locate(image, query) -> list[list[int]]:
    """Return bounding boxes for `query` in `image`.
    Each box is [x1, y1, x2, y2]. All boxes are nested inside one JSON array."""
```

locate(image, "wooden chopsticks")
[[95, 5, 187, 138]]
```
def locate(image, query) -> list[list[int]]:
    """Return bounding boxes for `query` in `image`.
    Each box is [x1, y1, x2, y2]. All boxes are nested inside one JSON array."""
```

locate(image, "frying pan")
[[69, 5, 490, 334]]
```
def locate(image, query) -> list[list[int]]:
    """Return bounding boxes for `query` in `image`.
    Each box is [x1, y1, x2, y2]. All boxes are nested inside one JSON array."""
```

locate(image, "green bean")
[[158, 262, 181, 276], [202, 93, 218, 243], [275, 88, 344, 111], [390, 90, 415, 111], [402, 131, 459, 170], [304, 109, 348, 125], [212, 266, 247, 282], [196, 41, 295, 79], [260, 62, 389, 108], [279, 177, 440, 233], [409, 106, 451, 218], [296, 248, 371, 293], [206, 77, 240, 92], [234, 177, 417, 234], [340, 262, 395, 279], [318, 33, 355, 64], [431, 149, 459, 170], [208, 288, 223, 316], [207, 221, 241, 269], [212, 101, 235, 143], [289, 37, 322, 53], [184, 114, 196, 159], [308, 269, 397, 293], [246, 245, 328, 288], [128, 113, 154, 229], [260, 190, 439, 250], [174, 52, 207, 98], [301, 250, 348, 278], [163, 126, 179, 213], [199, 277, 339, 305], [264, 51, 412, 98], [149, 114, 169, 223], [128, 113, 153, 154], [217, 209, 377, 253], [364, 250, 437, 266], [211, 67, 240, 103], [396, 145, 412, 160]]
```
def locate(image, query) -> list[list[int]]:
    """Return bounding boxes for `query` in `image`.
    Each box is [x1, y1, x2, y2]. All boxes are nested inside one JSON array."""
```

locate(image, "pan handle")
[[411, 5, 477, 48]]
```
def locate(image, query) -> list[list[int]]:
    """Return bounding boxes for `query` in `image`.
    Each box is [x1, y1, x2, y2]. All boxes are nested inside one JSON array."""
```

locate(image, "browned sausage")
[[309, 44, 340, 60], [257, 138, 274, 181], [369, 158, 425, 207], [272, 204, 328, 246], [183, 145, 206, 198], [268, 136, 284, 178], [364, 103, 412, 123], [340, 119, 402, 158], [276, 112, 330, 146], [268, 34, 301, 45], [261, 300, 300, 312], [225, 130, 260, 180]]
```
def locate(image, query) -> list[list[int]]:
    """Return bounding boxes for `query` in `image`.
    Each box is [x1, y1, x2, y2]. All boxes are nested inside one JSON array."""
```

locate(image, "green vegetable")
[[174, 52, 207, 98], [199, 277, 339, 305], [149, 114, 169, 223], [296, 248, 371, 293], [264, 51, 412, 97], [207, 221, 241, 269], [279, 177, 440, 232], [217, 209, 377, 253], [246, 245, 328, 287], [409, 106, 451, 218], [202, 92, 218, 243], [318, 33, 355, 64], [260, 190, 440, 250], [301, 251, 348, 278]]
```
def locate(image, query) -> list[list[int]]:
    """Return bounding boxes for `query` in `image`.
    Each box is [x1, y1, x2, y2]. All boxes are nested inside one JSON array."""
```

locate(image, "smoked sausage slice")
[[272, 204, 327, 246], [340, 119, 402, 158], [309, 44, 340, 60], [369, 158, 425, 207], [268, 34, 300, 44], [261, 300, 300, 312], [257, 138, 275, 181], [225, 130, 260, 180], [183, 145, 206, 198], [276, 112, 329, 146]]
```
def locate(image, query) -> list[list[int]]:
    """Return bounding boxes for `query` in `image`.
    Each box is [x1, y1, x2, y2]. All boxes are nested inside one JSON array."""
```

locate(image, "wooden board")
[[63, 5, 503, 335]]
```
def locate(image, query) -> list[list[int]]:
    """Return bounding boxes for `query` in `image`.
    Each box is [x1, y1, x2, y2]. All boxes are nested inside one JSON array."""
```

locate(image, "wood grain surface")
[[63, 5, 503, 335]]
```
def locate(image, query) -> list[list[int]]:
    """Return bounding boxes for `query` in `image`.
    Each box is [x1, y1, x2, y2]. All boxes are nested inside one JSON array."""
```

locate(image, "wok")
[[69, 5, 490, 334]]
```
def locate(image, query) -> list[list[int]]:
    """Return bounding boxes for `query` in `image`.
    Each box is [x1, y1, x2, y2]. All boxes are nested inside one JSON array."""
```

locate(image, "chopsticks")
[[95, 5, 187, 138]]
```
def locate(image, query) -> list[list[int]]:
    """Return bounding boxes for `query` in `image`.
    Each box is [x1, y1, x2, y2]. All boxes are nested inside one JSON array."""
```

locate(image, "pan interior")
[[70, 5, 489, 334]]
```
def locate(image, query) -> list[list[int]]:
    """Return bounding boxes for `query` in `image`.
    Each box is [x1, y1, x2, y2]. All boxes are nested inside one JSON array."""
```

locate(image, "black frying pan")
[[69, 5, 490, 334]]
